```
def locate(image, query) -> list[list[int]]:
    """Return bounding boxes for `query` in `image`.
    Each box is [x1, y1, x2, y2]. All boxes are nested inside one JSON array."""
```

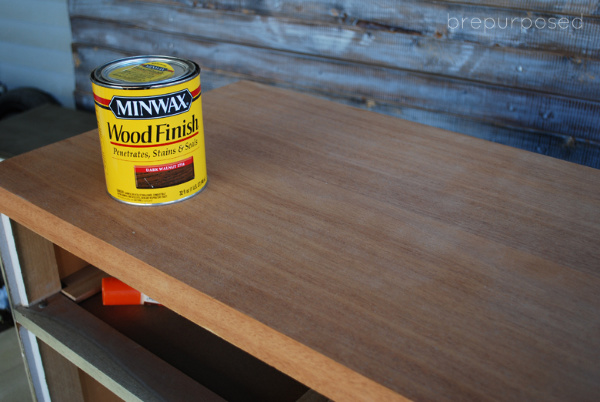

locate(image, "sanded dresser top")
[[1, 81, 599, 401]]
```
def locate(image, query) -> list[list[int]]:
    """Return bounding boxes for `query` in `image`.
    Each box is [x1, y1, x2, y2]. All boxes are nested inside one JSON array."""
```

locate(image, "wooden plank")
[[71, 49, 600, 170], [54, 245, 90, 279], [70, 0, 600, 57], [78, 369, 124, 402], [80, 293, 311, 401], [0, 218, 52, 400], [9, 221, 61, 305], [73, 0, 600, 20], [39, 338, 127, 402], [60, 265, 107, 303], [37, 339, 86, 402], [68, 0, 600, 166], [74, 82, 600, 170], [68, 4, 600, 101], [431, 0, 600, 17], [296, 390, 331, 402], [71, 39, 600, 143], [13, 294, 225, 402], [374, 102, 600, 169], [1, 81, 599, 401]]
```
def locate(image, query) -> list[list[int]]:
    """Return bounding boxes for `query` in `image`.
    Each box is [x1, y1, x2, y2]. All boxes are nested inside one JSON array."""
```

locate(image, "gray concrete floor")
[[0, 327, 34, 402]]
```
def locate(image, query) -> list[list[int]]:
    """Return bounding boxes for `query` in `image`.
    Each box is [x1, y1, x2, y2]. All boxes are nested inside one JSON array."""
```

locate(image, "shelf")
[[14, 293, 222, 401], [80, 292, 311, 401], [16, 290, 313, 401]]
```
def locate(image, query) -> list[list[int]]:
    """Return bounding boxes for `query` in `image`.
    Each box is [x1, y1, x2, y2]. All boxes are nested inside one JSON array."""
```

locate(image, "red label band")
[[191, 85, 201, 98], [94, 93, 111, 107], [134, 156, 194, 174]]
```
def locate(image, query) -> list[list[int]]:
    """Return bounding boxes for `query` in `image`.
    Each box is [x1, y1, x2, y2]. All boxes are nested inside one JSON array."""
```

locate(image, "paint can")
[[91, 55, 207, 205]]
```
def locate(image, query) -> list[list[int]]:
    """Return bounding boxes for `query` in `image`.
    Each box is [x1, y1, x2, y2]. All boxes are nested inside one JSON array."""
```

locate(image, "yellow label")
[[92, 75, 207, 205], [108, 62, 175, 83]]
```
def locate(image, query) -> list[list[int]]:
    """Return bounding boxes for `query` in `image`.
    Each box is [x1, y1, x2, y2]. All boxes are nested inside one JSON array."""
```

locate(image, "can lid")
[[102, 277, 142, 305], [91, 55, 199, 89]]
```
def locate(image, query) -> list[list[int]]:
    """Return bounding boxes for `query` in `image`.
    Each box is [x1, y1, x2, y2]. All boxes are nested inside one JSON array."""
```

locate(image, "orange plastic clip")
[[102, 277, 160, 305]]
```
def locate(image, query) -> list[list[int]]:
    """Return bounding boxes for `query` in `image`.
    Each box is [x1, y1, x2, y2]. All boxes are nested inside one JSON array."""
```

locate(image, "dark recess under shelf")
[[80, 293, 310, 402]]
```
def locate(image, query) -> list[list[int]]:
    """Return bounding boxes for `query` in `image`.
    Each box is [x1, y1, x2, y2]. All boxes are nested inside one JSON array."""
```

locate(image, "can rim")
[[90, 55, 200, 89]]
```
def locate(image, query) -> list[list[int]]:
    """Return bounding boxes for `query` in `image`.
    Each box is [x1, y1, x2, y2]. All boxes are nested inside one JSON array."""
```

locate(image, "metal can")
[[91, 55, 207, 205]]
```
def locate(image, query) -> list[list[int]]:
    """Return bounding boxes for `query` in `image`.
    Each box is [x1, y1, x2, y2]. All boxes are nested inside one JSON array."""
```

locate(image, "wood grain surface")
[[15, 295, 225, 402], [79, 293, 312, 401], [68, 0, 600, 168], [1, 82, 599, 401], [70, 23, 600, 140], [10, 222, 61, 305], [69, 3, 600, 101], [60, 265, 107, 303]]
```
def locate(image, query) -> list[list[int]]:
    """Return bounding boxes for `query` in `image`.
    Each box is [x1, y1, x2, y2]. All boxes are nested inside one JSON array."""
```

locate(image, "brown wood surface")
[[79, 292, 311, 401], [14, 295, 224, 402], [37, 340, 86, 402], [54, 246, 89, 280], [10, 222, 61, 305], [74, 46, 600, 170], [78, 369, 124, 402], [60, 265, 107, 303], [0, 81, 599, 401]]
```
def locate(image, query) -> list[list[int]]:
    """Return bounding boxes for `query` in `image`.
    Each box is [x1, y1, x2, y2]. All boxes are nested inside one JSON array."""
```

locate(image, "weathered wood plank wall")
[[68, 0, 600, 168]]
